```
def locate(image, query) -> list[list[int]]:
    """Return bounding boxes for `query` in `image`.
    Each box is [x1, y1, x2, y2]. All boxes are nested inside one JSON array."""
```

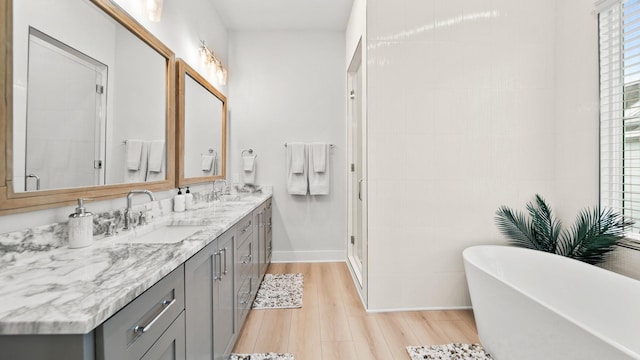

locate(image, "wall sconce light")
[[199, 41, 228, 85], [145, 0, 164, 22]]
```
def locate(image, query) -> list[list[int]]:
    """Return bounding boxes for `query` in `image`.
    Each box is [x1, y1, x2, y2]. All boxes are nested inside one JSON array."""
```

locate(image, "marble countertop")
[[0, 192, 271, 335]]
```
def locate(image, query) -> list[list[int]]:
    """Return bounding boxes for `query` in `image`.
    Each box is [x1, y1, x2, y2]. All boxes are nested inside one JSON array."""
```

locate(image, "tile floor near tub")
[[234, 262, 480, 360]]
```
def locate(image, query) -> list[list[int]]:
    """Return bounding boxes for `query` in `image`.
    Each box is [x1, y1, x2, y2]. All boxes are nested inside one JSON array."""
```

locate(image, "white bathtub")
[[463, 245, 640, 360]]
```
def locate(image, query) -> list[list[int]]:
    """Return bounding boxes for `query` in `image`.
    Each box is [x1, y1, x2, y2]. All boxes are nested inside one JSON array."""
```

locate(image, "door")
[[185, 240, 216, 360], [347, 39, 366, 296]]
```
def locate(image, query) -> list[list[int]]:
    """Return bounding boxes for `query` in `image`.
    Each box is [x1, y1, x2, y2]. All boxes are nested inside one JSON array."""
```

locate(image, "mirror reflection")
[[177, 59, 226, 186], [13, 0, 167, 193]]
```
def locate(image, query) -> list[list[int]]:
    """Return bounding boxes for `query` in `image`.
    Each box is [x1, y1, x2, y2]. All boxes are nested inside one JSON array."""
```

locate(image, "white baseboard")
[[365, 305, 473, 313], [271, 250, 346, 263]]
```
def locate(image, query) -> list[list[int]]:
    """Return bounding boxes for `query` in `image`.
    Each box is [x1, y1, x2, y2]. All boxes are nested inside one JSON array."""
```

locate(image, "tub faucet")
[[123, 190, 155, 230]]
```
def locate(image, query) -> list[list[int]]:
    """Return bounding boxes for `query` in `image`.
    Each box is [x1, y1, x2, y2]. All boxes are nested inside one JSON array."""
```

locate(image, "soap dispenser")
[[68, 198, 93, 248], [184, 186, 194, 210], [174, 188, 186, 212]]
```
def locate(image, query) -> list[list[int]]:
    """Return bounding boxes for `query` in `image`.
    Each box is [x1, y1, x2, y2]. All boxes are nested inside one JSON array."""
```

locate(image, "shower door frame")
[[347, 38, 368, 306]]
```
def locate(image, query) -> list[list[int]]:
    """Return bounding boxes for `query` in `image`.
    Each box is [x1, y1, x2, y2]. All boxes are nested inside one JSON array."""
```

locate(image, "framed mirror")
[[176, 59, 227, 187], [0, 0, 176, 214]]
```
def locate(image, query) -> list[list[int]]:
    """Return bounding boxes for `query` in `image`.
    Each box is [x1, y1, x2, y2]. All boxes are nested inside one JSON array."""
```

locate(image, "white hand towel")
[[126, 141, 148, 183], [287, 144, 308, 195], [308, 143, 330, 195], [201, 155, 214, 172], [289, 143, 305, 174], [125, 140, 144, 170], [244, 155, 256, 185], [243, 154, 256, 171], [147, 140, 165, 172], [311, 143, 328, 173]]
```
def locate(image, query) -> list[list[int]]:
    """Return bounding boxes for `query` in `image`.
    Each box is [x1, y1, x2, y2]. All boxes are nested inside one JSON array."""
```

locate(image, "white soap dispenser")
[[68, 198, 93, 248], [174, 188, 186, 212], [184, 186, 194, 210]]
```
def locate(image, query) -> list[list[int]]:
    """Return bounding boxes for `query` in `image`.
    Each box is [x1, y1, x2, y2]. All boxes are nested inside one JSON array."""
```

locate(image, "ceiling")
[[209, 0, 354, 31]]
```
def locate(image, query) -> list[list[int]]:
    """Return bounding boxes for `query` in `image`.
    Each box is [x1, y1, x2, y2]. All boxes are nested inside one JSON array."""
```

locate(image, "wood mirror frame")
[[176, 59, 227, 187], [0, 0, 176, 215]]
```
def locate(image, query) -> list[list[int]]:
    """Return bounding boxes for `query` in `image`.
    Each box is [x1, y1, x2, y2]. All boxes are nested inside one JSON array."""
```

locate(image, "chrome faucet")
[[123, 190, 156, 230], [213, 179, 228, 200]]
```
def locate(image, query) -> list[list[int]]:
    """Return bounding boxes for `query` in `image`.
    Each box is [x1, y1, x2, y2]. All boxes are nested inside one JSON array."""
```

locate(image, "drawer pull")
[[133, 298, 176, 334], [242, 222, 252, 233], [241, 254, 252, 264]]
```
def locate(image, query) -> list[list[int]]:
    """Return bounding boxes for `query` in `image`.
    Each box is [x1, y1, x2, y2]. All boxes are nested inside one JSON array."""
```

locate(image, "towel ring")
[[242, 149, 257, 158]]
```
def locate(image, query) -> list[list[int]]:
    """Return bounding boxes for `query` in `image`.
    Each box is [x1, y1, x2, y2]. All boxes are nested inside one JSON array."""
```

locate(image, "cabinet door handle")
[[358, 179, 363, 201], [221, 247, 228, 276], [133, 298, 176, 334], [214, 251, 222, 280]]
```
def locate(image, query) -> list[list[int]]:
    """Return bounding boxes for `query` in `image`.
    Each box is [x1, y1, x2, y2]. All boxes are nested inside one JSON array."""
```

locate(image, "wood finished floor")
[[233, 262, 479, 360]]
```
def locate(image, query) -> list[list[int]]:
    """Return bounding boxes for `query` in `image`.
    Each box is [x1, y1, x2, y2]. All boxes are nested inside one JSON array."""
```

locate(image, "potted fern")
[[495, 194, 633, 265]]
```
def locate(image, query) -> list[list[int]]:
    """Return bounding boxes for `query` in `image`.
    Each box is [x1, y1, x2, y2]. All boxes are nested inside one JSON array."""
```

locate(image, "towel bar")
[[284, 143, 335, 148]]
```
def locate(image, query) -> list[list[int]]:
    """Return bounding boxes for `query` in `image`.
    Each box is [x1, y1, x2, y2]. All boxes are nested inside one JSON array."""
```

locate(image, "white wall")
[[365, 0, 561, 310], [227, 31, 347, 262], [0, 0, 228, 234]]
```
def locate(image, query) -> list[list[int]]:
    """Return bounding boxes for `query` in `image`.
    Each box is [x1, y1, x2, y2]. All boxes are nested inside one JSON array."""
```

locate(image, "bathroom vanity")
[[0, 193, 273, 360]]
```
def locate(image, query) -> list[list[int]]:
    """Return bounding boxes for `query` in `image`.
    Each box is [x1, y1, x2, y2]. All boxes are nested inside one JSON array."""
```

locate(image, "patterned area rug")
[[252, 273, 303, 309], [407, 343, 493, 360], [229, 353, 294, 360]]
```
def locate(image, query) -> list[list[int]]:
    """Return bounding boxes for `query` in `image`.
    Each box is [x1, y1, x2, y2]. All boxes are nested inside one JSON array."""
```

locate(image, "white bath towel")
[[289, 143, 305, 174], [243, 155, 257, 185], [201, 154, 215, 172], [310, 143, 328, 173], [125, 141, 148, 183], [147, 140, 165, 172], [308, 143, 330, 195], [287, 144, 308, 195], [126, 140, 144, 170]]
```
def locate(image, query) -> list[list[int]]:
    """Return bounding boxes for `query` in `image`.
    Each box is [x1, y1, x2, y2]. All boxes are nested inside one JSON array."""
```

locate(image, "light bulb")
[[145, 0, 164, 22]]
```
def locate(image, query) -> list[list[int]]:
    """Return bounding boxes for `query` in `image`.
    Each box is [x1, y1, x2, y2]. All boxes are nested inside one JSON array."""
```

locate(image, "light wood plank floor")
[[233, 262, 479, 360]]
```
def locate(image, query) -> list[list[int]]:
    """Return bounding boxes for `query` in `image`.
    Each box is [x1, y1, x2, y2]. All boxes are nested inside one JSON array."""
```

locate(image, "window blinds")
[[600, 0, 640, 237]]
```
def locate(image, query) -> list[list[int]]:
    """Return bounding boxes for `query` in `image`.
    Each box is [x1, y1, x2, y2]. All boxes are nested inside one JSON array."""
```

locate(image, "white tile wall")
[[364, 0, 603, 310]]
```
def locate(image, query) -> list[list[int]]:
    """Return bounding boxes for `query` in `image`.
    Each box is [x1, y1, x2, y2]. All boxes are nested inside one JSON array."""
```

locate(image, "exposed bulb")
[[145, 0, 164, 22]]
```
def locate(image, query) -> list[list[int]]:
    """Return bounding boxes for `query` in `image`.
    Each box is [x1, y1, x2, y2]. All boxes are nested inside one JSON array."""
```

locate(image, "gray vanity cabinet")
[[185, 229, 236, 360]]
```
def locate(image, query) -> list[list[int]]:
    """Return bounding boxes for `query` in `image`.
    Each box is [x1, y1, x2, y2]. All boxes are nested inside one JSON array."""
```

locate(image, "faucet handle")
[[138, 210, 150, 226], [104, 220, 117, 236]]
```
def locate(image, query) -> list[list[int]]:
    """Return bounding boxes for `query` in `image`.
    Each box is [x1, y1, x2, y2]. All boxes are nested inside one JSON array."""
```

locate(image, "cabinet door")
[[254, 204, 267, 280], [265, 200, 273, 264], [185, 240, 217, 360], [140, 312, 186, 360], [214, 231, 236, 360]]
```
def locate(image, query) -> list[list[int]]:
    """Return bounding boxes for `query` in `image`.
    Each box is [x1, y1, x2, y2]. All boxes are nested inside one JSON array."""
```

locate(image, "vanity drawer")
[[237, 234, 254, 282], [236, 214, 253, 246], [96, 266, 185, 360], [236, 277, 253, 325]]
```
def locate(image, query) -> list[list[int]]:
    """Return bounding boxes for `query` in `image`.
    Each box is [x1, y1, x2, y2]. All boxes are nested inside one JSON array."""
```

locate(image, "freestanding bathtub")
[[463, 245, 640, 360]]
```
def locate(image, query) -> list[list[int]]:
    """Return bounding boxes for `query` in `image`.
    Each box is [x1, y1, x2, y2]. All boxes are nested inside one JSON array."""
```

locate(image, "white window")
[[599, 0, 640, 239]]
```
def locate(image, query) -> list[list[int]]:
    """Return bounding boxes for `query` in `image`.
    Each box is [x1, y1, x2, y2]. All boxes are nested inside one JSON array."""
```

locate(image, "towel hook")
[[242, 149, 257, 158]]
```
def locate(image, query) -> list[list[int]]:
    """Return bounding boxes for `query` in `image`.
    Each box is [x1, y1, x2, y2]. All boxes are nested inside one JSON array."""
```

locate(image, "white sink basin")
[[114, 225, 205, 244]]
